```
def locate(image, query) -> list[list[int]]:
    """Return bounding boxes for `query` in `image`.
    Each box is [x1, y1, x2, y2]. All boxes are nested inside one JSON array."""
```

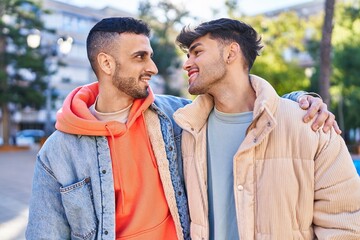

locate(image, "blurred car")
[[16, 129, 45, 146]]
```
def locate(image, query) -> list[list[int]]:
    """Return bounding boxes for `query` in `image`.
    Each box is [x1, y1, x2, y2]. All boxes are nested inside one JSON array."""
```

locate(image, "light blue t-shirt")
[[207, 107, 253, 240]]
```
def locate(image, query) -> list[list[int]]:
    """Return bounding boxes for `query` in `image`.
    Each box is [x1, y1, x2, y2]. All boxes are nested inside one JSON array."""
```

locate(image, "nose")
[[147, 59, 158, 75], [182, 57, 193, 71]]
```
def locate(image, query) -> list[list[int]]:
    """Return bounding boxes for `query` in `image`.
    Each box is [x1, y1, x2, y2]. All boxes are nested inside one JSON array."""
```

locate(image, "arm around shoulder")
[[282, 90, 321, 102]]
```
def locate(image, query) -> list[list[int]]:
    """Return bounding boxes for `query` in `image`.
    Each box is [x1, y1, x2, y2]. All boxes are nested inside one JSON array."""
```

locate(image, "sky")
[[57, 0, 314, 21]]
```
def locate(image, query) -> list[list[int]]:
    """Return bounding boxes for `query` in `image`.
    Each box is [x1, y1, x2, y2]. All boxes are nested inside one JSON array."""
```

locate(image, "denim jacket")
[[26, 95, 191, 240]]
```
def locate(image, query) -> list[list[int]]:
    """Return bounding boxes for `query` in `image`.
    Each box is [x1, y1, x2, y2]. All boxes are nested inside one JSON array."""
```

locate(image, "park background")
[[0, 0, 360, 239], [1, 0, 360, 152]]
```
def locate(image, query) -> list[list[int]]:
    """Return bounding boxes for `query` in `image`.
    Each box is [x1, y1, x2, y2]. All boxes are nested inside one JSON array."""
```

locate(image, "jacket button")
[[237, 185, 244, 191], [168, 146, 173, 151], [253, 138, 257, 143], [267, 121, 271, 127], [191, 127, 194, 131], [102, 170, 106, 174], [104, 230, 108, 235]]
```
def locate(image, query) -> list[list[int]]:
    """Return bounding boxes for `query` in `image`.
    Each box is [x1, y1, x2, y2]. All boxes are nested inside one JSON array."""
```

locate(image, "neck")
[[96, 83, 134, 113], [211, 74, 256, 113]]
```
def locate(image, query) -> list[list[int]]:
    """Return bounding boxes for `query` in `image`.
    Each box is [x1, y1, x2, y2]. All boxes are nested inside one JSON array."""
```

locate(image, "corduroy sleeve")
[[313, 128, 360, 239]]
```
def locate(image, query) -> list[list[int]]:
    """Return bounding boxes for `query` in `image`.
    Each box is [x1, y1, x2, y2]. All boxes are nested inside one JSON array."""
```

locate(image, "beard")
[[112, 63, 149, 99], [188, 57, 227, 95]]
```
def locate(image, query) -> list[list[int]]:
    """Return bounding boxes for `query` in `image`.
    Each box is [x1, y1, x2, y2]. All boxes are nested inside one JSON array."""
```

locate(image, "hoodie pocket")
[[60, 177, 98, 240]]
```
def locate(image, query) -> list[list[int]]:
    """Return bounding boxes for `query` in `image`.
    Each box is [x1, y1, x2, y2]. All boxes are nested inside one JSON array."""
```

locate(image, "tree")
[[331, 1, 360, 139], [225, 0, 239, 18], [319, 0, 336, 106], [306, 1, 360, 141], [0, 0, 52, 145], [138, 0, 191, 96], [242, 12, 311, 96]]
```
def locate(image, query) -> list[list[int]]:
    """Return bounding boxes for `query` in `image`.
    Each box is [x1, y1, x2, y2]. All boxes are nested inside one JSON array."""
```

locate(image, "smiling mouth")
[[188, 70, 198, 84], [137, 75, 150, 88], [189, 72, 197, 78], [188, 69, 198, 77], [140, 79, 149, 86], [139, 74, 151, 81]]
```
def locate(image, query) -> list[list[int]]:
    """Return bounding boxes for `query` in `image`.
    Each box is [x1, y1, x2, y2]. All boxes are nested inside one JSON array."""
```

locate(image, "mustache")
[[140, 73, 152, 78]]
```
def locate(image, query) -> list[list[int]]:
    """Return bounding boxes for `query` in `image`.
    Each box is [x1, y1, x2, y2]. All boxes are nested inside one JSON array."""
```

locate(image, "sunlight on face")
[[184, 35, 227, 95], [111, 33, 158, 99]]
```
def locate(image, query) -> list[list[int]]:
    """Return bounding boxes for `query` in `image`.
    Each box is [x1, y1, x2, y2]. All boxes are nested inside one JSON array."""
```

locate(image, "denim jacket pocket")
[[60, 177, 98, 240]]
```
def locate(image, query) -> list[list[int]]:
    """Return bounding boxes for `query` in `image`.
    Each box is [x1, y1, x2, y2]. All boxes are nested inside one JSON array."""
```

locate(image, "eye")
[[194, 49, 203, 56]]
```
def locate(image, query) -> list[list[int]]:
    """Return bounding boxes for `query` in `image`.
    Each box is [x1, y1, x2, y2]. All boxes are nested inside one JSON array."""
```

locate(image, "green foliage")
[[225, 0, 239, 18], [331, 2, 360, 132], [0, 0, 52, 109], [297, 14, 322, 94], [150, 38, 179, 77], [0, 0, 54, 145], [306, 1, 360, 135], [241, 13, 310, 96], [138, 0, 190, 95]]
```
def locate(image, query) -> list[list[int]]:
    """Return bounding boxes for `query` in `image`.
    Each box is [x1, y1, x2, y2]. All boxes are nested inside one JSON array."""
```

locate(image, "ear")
[[225, 42, 241, 64], [97, 52, 114, 75]]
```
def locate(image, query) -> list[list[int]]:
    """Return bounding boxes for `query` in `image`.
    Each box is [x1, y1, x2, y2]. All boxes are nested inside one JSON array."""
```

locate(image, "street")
[[0, 146, 38, 240]]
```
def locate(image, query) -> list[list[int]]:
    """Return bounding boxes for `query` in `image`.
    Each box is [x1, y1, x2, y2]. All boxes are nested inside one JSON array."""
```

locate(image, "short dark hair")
[[176, 18, 263, 70], [86, 17, 151, 74]]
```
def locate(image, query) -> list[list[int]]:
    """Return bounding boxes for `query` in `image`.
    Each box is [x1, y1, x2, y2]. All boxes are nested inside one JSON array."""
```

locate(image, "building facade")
[[13, 0, 134, 132]]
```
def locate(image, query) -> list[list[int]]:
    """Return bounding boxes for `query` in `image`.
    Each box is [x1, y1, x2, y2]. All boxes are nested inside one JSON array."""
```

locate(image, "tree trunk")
[[0, 25, 10, 146], [319, 0, 336, 106], [1, 104, 10, 146]]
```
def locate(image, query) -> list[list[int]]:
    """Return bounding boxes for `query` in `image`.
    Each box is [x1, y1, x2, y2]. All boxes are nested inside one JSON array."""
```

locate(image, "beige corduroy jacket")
[[173, 75, 360, 240]]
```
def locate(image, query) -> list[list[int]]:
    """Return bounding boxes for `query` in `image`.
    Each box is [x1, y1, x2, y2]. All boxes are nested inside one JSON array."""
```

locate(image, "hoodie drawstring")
[[105, 124, 126, 214]]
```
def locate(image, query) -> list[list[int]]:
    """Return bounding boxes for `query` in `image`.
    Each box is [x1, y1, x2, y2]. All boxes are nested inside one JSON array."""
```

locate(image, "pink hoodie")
[[56, 82, 177, 239]]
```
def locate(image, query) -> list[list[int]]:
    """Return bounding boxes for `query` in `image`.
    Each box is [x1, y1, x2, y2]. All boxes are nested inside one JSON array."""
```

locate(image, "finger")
[[303, 98, 323, 123], [322, 112, 335, 133], [311, 107, 328, 132], [298, 96, 310, 110], [333, 120, 342, 135]]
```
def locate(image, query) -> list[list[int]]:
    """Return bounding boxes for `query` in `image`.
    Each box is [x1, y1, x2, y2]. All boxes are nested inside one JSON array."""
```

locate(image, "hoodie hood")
[[55, 82, 154, 136]]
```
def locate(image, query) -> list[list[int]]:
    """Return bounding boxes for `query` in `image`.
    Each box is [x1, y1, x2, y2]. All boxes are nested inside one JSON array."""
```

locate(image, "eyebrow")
[[187, 42, 202, 58], [132, 50, 153, 57], [188, 42, 202, 54]]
